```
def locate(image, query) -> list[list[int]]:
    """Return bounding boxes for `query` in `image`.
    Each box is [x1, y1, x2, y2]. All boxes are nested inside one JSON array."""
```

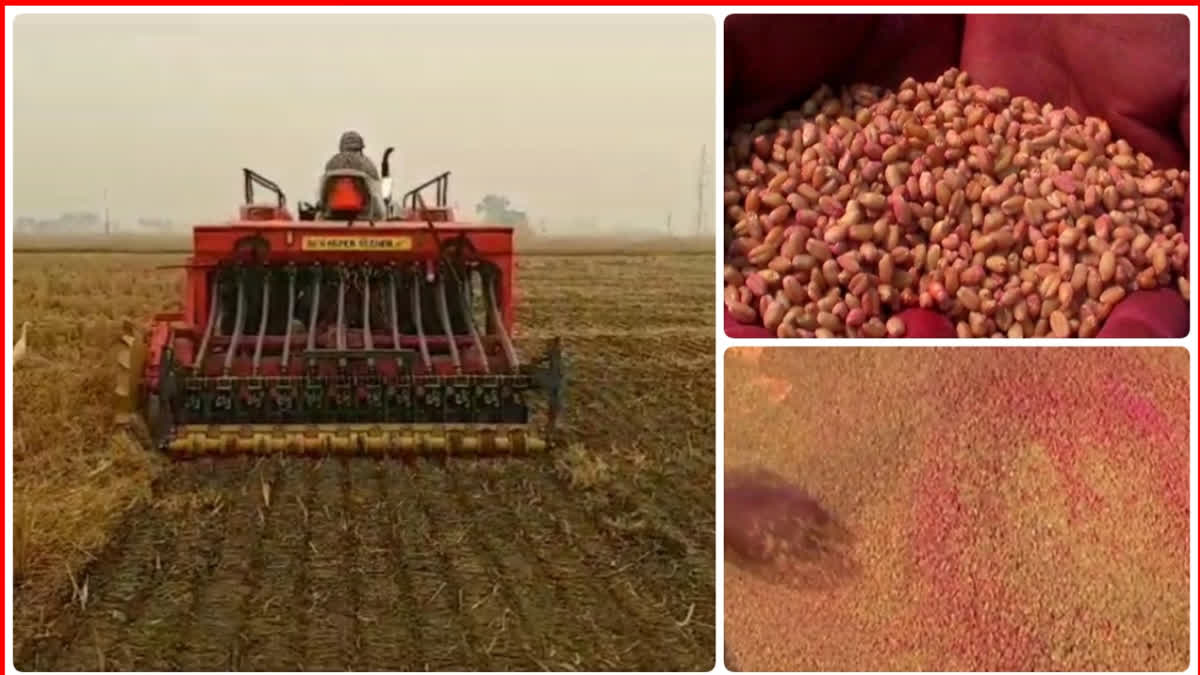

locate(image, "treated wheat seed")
[[724, 68, 1189, 338]]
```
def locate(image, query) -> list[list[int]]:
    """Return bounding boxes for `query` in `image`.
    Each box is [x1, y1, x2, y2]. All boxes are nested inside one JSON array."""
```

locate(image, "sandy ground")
[[724, 347, 1189, 671]]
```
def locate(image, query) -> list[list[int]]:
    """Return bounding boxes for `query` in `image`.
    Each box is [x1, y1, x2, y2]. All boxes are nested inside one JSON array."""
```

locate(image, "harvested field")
[[13, 251, 716, 671], [724, 347, 1189, 671]]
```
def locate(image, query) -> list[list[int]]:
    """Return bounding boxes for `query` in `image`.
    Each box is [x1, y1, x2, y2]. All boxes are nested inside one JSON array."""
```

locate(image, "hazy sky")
[[13, 14, 715, 234]]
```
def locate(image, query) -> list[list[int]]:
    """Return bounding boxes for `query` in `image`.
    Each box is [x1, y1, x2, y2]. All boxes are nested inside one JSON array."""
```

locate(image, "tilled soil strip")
[[235, 459, 313, 669]]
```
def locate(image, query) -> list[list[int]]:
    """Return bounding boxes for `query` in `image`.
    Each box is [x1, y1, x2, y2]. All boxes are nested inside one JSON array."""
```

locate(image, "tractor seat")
[[318, 169, 386, 222]]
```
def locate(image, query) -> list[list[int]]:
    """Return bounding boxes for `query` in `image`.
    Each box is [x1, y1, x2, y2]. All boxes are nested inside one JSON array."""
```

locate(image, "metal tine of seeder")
[[458, 266, 490, 374], [434, 268, 462, 374], [281, 266, 297, 373], [411, 267, 432, 371], [223, 270, 247, 376], [305, 265, 323, 370], [361, 266, 376, 370], [485, 269, 520, 371], [193, 274, 223, 375], [251, 269, 271, 376]]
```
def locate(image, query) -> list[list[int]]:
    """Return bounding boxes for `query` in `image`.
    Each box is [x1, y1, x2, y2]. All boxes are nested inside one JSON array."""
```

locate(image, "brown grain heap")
[[724, 68, 1190, 338]]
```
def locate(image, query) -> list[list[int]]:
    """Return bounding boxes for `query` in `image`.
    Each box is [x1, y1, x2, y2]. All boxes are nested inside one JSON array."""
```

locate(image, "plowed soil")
[[723, 347, 1189, 672], [13, 252, 715, 671]]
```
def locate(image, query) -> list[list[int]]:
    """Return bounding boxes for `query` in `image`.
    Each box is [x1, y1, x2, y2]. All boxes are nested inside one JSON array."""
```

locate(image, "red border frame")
[[4, 6, 1199, 670]]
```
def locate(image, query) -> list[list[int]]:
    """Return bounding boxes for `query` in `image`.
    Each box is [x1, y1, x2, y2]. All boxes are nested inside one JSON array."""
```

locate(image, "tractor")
[[115, 148, 565, 456]]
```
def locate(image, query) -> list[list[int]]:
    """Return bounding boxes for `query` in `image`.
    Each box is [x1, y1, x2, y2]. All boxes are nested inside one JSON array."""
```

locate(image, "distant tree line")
[[15, 212, 173, 235], [474, 194, 538, 239]]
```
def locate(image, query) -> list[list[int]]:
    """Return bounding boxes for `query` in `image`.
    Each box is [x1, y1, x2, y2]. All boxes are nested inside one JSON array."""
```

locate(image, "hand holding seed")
[[723, 14, 1190, 338], [725, 468, 855, 589]]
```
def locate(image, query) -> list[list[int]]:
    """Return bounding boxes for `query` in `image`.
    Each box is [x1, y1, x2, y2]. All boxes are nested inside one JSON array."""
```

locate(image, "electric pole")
[[696, 144, 708, 236]]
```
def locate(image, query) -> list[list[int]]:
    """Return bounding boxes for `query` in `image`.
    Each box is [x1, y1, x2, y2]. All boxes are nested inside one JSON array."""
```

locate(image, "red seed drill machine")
[[115, 148, 566, 456]]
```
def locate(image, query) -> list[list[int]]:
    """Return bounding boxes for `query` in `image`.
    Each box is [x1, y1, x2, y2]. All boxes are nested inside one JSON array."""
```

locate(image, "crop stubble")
[[14, 252, 715, 671]]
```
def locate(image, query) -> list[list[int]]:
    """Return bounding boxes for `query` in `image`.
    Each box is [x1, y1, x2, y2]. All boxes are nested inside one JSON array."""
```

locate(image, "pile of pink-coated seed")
[[724, 68, 1190, 338]]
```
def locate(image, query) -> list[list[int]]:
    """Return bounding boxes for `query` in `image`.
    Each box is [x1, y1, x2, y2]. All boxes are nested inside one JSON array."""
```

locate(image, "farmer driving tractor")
[[320, 130, 386, 220]]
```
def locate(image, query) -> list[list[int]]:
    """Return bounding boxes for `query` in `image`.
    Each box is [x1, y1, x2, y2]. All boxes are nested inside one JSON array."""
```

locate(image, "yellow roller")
[[166, 423, 546, 457]]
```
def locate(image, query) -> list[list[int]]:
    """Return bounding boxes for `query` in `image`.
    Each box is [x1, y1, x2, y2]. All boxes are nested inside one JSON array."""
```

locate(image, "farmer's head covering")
[[338, 130, 365, 152]]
